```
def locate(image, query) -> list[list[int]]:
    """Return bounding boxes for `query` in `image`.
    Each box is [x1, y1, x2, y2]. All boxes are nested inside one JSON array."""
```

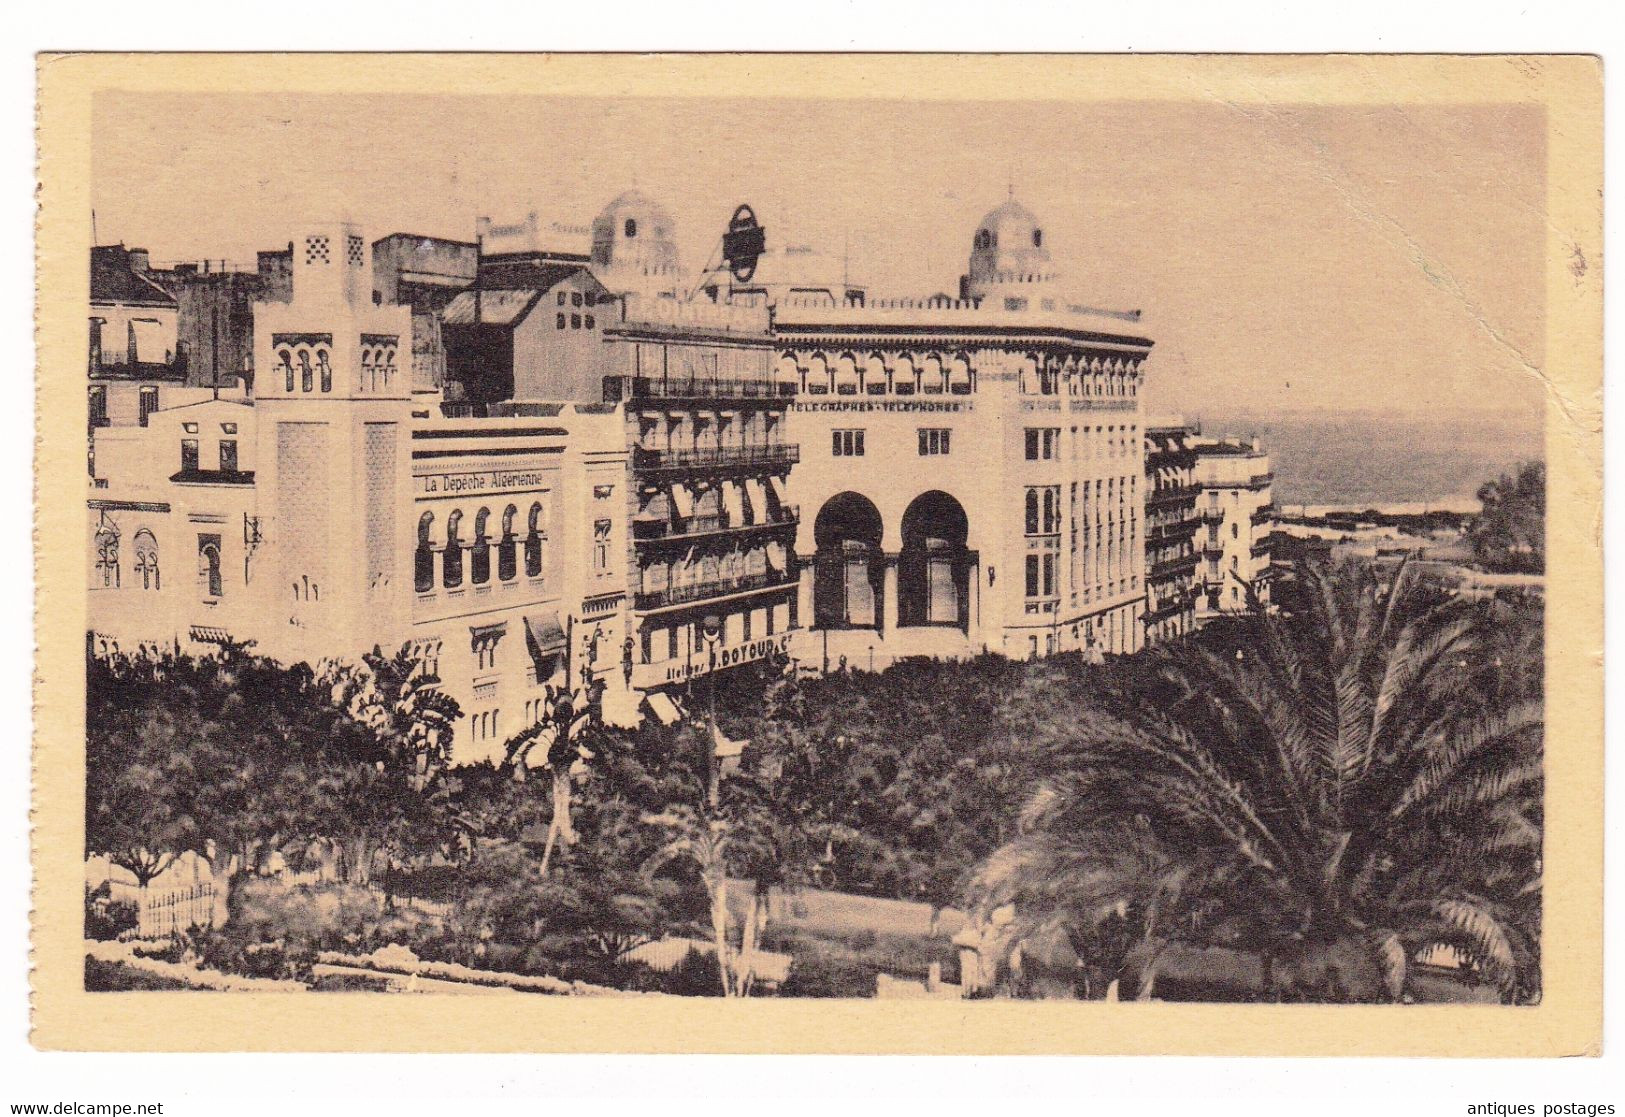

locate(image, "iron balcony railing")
[[604, 375, 797, 404], [1198, 506, 1226, 523], [1146, 484, 1200, 508], [633, 569, 800, 612], [632, 507, 800, 545], [1150, 552, 1201, 579], [632, 443, 800, 472], [1146, 518, 1201, 543], [1251, 504, 1276, 523]]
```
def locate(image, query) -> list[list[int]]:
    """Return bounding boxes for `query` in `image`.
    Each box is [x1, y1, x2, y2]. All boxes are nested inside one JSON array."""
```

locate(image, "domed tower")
[[960, 197, 1061, 310], [590, 189, 684, 298]]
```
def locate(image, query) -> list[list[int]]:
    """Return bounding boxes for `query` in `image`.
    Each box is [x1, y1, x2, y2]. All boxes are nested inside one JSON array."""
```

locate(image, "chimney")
[[127, 248, 150, 273]]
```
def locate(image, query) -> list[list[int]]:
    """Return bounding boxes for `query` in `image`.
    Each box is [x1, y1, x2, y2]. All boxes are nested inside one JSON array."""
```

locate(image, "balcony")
[[633, 569, 800, 612], [632, 443, 800, 473], [1142, 595, 1196, 625], [1246, 471, 1275, 489], [1198, 506, 1225, 524], [1150, 552, 1201, 579], [604, 375, 796, 406], [633, 507, 800, 547], [1147, 484, 1200, 509], [1201, 542, 1225, 559], [89, 359, 186, 382], [1146, 518, 1201, 544], [1251, 504, 1276, 524]]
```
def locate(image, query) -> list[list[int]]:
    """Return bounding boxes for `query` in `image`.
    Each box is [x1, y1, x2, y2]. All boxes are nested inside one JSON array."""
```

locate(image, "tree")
[[1469, 461, 1545, 573], [969, 560, 1544, 1003], [85, 643, 456, 898]]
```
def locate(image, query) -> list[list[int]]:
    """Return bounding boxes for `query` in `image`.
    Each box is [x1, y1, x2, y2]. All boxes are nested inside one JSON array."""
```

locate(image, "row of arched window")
[[276, 345, 399, 395], [416, 504, 547, 593], [278, 347, 332, 394], [775, 350, 1144, 399], [360, 346, 398, 393], [780, 352, 975, 397], [93, 527, 160, 591]]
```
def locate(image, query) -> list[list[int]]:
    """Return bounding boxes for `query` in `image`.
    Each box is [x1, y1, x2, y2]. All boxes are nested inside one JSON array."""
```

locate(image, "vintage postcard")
[[31, 53, 1602, 1053]]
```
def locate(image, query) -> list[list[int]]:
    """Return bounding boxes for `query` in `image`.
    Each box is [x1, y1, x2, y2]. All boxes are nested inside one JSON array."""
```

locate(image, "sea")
[[1189, 409, 1543, 511]]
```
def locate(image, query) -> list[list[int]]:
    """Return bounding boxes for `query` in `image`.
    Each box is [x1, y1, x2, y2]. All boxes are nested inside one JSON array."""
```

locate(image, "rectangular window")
[[1025, 485, 1061, 535], [181, 438, 199, 472], [832, 429, 865, 457], [668, 627, 679, 661], [742, 609, 752, 642], [592, 519, 612, 574], [1024, 427, 1059, 460], [138, 386, 159, 427], [88, 386, 107, 423], [218, 439, 238, 473], [572, 292, 583, 308], [1043, 552, 1057, 596], [558, 291, 567, 306], [557, 313, 566, 329], [1025, 553, 1040, 598], [571, 314, 582, 329], [918, 428, 951, 456]]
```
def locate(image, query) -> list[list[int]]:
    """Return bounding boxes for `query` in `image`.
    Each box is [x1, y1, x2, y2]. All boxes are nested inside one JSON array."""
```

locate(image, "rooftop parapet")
[[773, 292, 1144, 330], [613, 293, 773, 337]]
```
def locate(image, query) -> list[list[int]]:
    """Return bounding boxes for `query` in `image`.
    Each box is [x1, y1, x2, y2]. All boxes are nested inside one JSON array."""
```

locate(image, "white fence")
[[131, 882, 217, 938]]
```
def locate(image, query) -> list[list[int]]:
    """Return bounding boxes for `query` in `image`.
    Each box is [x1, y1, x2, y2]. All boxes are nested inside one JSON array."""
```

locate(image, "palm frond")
[[1391, 705, 1543, 818]]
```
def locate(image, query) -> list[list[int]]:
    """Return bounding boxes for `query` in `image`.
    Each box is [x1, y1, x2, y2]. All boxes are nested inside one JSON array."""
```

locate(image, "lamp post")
[[702, 613, 722, 807]]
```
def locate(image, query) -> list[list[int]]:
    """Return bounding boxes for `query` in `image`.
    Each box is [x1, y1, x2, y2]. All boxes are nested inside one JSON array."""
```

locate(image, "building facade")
[[1143, 422, 1202, 643], [436, 193, 798, 694], [773, 199, 1152, 667], [88, 221, 634, 766], [1193, 436, 1275, 619], [88, 189, 1264, 762]]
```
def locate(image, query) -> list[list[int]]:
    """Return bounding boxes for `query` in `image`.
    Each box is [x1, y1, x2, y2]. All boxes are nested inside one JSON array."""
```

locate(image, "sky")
[[91, 92, 1547, 426]]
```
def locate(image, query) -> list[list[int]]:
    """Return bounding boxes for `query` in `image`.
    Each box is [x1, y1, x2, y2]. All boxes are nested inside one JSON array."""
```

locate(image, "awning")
[[744, 478, 768, 524], [768, 475, 789, 506], [600, 687, 645, 730], [645, 691, 683, 726], [669, 483, 695, 519], [524, 613, 567, 681], [722, 481, 745, 526]]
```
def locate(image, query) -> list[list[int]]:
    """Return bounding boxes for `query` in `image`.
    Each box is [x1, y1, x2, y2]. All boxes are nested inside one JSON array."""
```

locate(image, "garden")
[[85, 552, 1544, 1002]]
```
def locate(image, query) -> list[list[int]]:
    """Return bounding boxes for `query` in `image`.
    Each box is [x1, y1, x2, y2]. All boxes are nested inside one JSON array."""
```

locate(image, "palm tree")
[[970, 559, 1543, 1003]]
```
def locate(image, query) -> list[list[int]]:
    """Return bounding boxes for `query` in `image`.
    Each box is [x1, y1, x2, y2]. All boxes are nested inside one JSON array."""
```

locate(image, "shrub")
[[659, 947, 725, 996], [84, 956, 189, 991], [84, 884, 138, 941], [228, 877, 383, 951], [778, 949, 879, 998], [311, 972, 395, 993]]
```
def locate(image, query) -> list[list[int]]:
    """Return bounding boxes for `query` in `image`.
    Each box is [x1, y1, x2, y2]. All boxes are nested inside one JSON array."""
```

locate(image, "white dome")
[[963, 197, 1060, 304], [590, 190, 683, 294]]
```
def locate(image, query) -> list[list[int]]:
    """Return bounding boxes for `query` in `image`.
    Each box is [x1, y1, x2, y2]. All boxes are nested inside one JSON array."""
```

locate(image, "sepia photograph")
[[28, 51, 1603, 1057]]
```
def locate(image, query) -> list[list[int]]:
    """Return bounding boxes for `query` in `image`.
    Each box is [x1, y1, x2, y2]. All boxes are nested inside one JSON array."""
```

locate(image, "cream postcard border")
[[31, 53, 1603, 1054]]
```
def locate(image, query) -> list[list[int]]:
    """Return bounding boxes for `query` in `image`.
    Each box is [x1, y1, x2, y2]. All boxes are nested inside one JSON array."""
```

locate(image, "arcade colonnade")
[[804, 489, 978, 641]]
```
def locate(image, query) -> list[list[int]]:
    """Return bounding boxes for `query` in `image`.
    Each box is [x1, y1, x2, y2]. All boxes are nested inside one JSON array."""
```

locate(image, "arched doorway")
[[813, 492, 883, 630], [898, 491, 970, 630]]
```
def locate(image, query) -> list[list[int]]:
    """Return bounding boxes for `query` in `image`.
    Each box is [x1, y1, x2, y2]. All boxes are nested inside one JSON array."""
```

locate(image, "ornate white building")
[[771, 199, 1153, 669]]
